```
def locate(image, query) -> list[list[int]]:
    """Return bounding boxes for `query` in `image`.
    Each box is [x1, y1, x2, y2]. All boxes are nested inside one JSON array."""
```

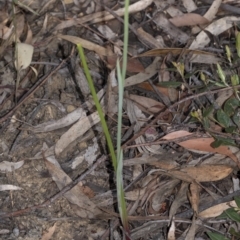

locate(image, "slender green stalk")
[[77, 44, 117, 171], [77, 0, 130, 237], [116, 0, 130, 236]]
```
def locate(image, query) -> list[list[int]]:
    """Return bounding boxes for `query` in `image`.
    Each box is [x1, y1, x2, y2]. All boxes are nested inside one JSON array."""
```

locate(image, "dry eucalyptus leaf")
[[0, 26, 13, 39], [168, 218, 176, 240], [173, 164, 233, 182], [0, 185, 22, 191], [128, 94, 165, 114], [24, 23, 33, 44], [15, 43, 34, 71], [57, 34, 113, 56], [169, 182, 189, 219], [162, 130, 239, 166], [199, 200, 237, 218], [151, 179, 180, 212], [125, 188, 146, 201], [14, 14, 25, 40], [32, 108, 86, 133], [182, 0, 197, 12], [188, 183, 200, 214], [170, 13, 209, 27], [185, 217, 196, 240], [55, 111, 101, 156], [0, 160, 24, 172], [190, 16, 240, 49], [153, 12, 189, 44], [204, 0, 222, 22], [124, 57, 161, 87], [40, 223, 56, 240], [126, 99, 162, 154]]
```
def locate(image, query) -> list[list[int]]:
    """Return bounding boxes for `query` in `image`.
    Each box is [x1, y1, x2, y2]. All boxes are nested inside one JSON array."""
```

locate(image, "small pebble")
[[13, 227, 20, 237]]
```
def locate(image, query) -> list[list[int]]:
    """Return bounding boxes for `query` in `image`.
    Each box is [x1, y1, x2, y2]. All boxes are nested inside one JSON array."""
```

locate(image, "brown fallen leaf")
[[162, 130, 240, 167], [40, 223, 56, 240], [57, 34, 113, 56], [170, 13, 209, 27], [169, 182, 189, 220], [137, 82, 178, 102], [151, 179, 180, 212], [153, 12, 189, 44], [190, 16, 240, 50], [150, 162, 233, 182], [188, 183, 200, 214], [128, 94, 165, 114], [106, 55, 145, 73], [172, 164, 233, 182], [199, 200, 237, 218], [137, 48, 217, 57]]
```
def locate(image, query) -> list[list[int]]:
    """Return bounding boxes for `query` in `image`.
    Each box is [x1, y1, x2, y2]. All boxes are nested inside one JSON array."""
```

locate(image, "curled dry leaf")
[[170, 13, 209, 27]]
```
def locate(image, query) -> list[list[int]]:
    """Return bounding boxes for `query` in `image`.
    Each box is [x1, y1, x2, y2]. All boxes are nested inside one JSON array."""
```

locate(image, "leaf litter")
[[1, 0, 240, 239]]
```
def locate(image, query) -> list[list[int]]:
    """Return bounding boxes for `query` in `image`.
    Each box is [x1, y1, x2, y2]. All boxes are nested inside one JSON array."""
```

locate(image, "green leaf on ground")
[[216, 109, 231, 128], [234, 196, 240, 208], [207, 232, 229, 240], [224, 98, 240, 116], [203, 106, 214, 118], [225, 208, 240, 222], [229, 227, 240, 237], [211, 137, 236, 148]]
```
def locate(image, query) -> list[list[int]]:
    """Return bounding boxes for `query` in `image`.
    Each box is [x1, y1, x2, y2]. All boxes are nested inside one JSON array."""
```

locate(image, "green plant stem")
[[116, 0, 130, 237], [77, 44, 117, 171]]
